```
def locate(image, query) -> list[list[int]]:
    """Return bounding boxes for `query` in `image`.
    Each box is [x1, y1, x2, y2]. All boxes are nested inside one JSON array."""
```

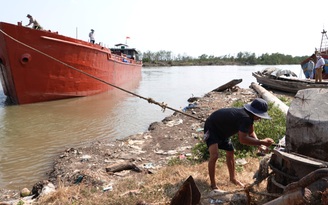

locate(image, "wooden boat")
[[300, 29, 328, 79], [0, 21, 142, 105], [252, 67, 328, 93]]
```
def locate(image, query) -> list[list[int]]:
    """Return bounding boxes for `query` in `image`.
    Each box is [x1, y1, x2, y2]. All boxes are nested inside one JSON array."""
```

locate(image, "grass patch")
[[37, 158, 264, 205]]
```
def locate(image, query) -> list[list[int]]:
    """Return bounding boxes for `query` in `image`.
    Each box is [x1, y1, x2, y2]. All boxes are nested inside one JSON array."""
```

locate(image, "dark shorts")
[[205, 130, 234, 151]]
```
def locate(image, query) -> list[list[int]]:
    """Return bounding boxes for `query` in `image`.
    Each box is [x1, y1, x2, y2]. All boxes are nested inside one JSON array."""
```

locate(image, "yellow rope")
[[0, 28, 204, 122]]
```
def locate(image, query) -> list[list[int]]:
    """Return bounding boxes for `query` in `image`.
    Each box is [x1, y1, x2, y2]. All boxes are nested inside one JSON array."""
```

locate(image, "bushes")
[[190, 100, 287, 162]]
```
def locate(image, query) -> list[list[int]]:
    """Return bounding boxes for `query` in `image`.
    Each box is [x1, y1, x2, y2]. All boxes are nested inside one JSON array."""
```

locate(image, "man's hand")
[[258, 145, 269, 154], [260, 138, 274, 147]]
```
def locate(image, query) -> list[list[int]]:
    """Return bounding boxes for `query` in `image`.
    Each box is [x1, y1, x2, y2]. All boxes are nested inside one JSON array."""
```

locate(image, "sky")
[[2, 0, 328, 58]]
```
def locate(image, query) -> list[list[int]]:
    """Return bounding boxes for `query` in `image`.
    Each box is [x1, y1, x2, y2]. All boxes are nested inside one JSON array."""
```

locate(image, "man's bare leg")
[[208, 143, 219, 189], [226, 150, 244, 187]]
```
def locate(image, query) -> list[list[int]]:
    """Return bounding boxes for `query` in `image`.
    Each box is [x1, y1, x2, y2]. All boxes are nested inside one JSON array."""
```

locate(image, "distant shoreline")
[[142, 61, 243, 67]]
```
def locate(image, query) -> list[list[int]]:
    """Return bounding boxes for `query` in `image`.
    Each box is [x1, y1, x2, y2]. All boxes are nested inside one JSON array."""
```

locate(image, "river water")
[[0, 65, 303, 190]]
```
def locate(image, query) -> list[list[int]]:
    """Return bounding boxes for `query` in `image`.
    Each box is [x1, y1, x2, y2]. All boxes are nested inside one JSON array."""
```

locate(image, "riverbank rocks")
[[285, 88, 328, 161], [20, 188, 30, 197]]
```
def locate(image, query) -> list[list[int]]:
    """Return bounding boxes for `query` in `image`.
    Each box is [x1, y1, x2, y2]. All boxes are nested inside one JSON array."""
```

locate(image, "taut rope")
[[0, 28, 204, 122]]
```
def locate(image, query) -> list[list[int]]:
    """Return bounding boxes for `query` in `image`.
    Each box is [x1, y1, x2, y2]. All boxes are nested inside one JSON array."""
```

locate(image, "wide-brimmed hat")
[[244, 98, 271, 119]]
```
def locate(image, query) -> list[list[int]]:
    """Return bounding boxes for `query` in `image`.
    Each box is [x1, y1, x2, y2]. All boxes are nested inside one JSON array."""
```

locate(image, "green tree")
[[141, 50, 308, 67]]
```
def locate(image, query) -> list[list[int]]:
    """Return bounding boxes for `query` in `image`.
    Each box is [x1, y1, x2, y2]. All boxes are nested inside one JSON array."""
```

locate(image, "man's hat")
[[244, 98, 271, 119]]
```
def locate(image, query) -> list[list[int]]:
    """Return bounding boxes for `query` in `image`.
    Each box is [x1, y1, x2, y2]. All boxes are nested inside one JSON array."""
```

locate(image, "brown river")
[[0, 65, 302, 190]]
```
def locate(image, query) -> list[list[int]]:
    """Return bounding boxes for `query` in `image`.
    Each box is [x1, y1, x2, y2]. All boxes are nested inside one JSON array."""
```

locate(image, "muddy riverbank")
[[0, 85, 293, 204]]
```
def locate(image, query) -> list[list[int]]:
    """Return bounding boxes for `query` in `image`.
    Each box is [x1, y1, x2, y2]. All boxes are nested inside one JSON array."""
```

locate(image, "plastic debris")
[[80, 155, 91, 162], [74, 175, 84, 184], [196, 128, 204, 132], [209, 198, 223, 204], [179, 154, 186, 160], [103, 185, 113, 192], [143, 163, 154, 169], [182, 103, 198, 112], [165, 119, 183, 127], [235, 158, 247, 166]]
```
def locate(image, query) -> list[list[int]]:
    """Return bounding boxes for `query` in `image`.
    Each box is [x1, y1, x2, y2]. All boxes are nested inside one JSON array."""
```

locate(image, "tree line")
[[140, 50, 308, 67]]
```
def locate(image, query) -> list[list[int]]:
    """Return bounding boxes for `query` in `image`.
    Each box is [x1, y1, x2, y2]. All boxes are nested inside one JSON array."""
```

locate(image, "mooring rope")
[[1, 27, 288, 204], [0, 28, 204, 122]]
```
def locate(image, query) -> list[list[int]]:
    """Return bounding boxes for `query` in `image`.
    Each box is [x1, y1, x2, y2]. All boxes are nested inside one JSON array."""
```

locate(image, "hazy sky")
[[2, 0, 328, 58]]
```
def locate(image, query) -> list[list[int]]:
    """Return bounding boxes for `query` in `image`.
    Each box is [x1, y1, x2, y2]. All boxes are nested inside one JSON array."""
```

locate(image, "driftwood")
[[263, 188, 311, 205], [284, 168, 328, 193], [212, 79, 242, 92], [170, 176, 201, 205], [187, 96, 201, 103], [264, 168, 328, 205], [105, 162, 141, 173], [250, 82, 289, 115]]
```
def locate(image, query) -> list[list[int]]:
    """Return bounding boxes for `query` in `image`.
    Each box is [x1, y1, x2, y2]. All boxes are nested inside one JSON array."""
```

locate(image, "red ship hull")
[[0, 22, 142, 105]]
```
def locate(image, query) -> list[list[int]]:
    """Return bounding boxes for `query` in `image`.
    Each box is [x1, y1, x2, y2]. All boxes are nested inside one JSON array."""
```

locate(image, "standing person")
[[315, 54, 325, 83], [306, 58, 315, 79], [89, 29, 95, 44], [203, 98, 274, 190], [25, 14, 42, 30]]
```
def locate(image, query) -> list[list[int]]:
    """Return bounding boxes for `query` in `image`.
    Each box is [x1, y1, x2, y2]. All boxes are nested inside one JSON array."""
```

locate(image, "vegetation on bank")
[[141, 50, 308, 67], [191, 98, 288, 163]]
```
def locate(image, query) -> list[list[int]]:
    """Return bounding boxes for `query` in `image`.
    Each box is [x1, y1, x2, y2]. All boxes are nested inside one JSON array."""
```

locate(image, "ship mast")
[[319, 29, 328, 54]]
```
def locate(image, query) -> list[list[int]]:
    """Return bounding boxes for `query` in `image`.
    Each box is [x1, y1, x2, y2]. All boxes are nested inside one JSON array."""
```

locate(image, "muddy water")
[[0, 65, 302, 190]]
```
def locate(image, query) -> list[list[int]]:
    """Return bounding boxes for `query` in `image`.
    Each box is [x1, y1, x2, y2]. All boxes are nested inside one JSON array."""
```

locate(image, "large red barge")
[[0, 22, 142, 105]]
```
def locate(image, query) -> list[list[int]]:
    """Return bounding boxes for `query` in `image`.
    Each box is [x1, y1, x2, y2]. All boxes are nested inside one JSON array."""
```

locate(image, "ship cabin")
[[110, 43, 140, 61]]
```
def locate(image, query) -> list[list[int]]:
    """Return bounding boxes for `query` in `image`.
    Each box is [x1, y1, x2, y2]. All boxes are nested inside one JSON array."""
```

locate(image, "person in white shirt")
[[315, 54, 325, 83], [89, 29, 95, 44], [25, 14, 42, 30]]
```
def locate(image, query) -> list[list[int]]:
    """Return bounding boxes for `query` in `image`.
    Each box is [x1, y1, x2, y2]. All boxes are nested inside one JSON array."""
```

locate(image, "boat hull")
[[252, 71, 328, 93], [0, 22, 142, 105]]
